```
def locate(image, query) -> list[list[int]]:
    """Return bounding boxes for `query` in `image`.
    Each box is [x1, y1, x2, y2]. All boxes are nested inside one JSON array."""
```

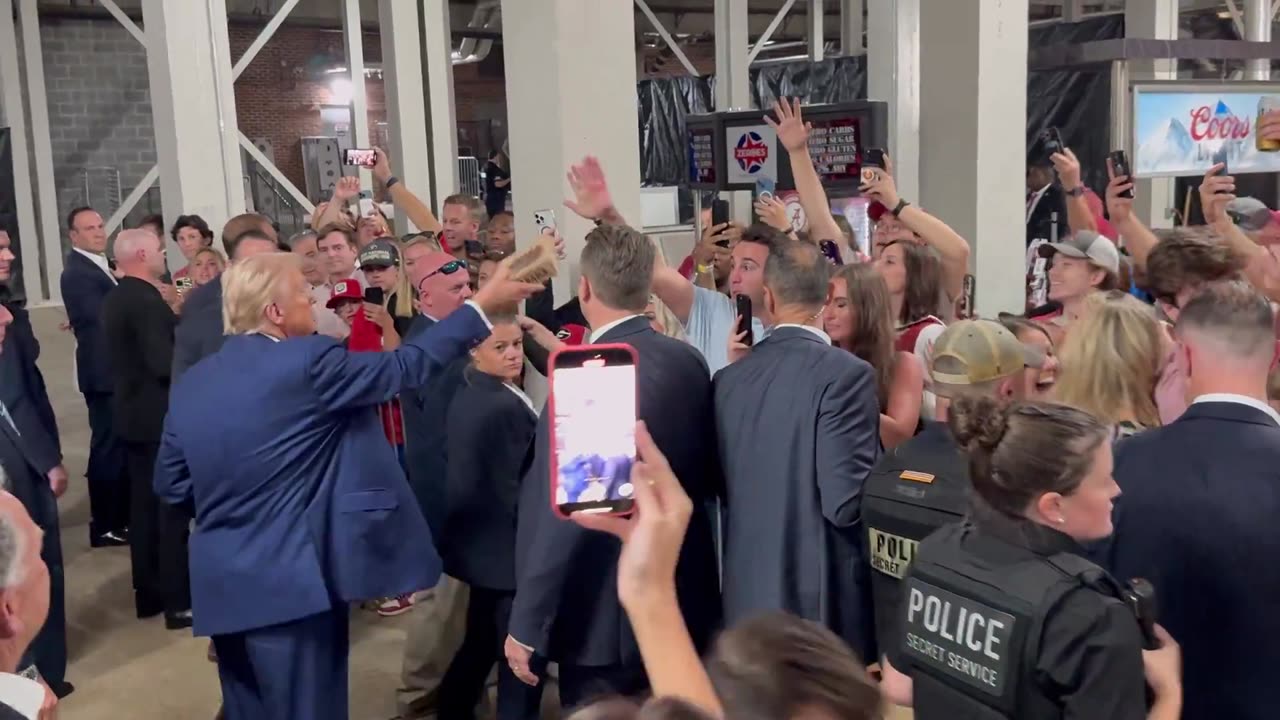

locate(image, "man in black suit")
[[100, 229, 191, 628], [1103, 281, 1280, 720], [171, 214, 279, 380], [714, 240, 882, 660], [59, 207, 129, 547], [505, 223, 721, 709]]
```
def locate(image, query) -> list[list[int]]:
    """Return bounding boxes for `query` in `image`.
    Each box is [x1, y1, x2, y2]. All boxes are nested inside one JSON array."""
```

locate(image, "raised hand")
[[754, 195, 791, 232], [1198, 163, 1236, 226], [564, 156, 616, 221], [332, 176, 361, 203], [1050, 147, 1083, 191], [765, 97, 811, 153], [1104, 156, 1135, 226]]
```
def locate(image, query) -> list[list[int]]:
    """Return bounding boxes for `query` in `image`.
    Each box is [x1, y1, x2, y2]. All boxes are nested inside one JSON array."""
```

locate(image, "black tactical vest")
[[864, 423, 971, 652], [900, 523, 1127, 720]]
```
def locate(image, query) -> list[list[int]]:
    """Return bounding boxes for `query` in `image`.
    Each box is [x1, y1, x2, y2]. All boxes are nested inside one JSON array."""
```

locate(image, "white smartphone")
[[534, 209, 558, 236]]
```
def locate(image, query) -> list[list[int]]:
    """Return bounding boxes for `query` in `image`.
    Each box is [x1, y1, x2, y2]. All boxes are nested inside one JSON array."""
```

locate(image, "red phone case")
[[546, 343, 639, 519]]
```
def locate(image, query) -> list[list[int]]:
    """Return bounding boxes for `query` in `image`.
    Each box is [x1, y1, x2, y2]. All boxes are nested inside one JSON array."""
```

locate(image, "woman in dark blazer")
[[437, 315, 543, 719]]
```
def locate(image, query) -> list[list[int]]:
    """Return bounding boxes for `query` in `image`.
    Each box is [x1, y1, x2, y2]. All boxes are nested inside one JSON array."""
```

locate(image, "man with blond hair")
[[101, 228, 192, 628], [154, 253, 540, 720]]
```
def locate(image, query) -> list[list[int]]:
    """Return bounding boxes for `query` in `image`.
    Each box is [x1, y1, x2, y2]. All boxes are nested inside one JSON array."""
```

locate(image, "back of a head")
[[763, 241, 829, 311], [222, 253, 301, 335], [1176, 280, 1275, 366], [1054, 292, 1164, 427], [1144, 230, 1244, 304], [222, 213, 274, 256], [707, 612, 881, 720], [581, 224, 655, 312], [948, 396, 1109, 519], [930, 319, 1028, 400]]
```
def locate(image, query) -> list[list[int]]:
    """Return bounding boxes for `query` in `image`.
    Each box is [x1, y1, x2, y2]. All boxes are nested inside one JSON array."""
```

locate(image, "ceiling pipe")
[[453, 0, 500, 65]]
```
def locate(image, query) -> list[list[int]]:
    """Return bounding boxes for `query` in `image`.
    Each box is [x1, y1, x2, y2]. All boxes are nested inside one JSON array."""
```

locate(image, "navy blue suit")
[[171, 276, 224, 381], [154, 304, 490, 719], [510, 317, 722, 708], [60, 250, 129, 537], [1103, 400, 1280, 720]]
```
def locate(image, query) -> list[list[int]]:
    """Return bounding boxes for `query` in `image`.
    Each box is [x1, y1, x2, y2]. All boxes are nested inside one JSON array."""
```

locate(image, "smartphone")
[[1107, 150, 1134, 199], [175, 276, 194, 292], [1040, 127, 1064, 160], [861, 147, 887, 186], [1212, 145, 1231, 180], [818, 240, 844, 266], [754, 177, 776, 200], [463, 239, 486, 258], [534, 209, 557, 236], [363, 286, 384, 305], [357, 198, 377, 219], [548, 344, 639, 517], [343, 148, 377, 167], [735, 294, 754, 347], [711, 199, 730, 227]]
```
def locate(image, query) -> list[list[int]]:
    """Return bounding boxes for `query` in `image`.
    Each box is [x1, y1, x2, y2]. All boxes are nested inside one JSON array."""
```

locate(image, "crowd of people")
[[0, 101, 1275, 720]]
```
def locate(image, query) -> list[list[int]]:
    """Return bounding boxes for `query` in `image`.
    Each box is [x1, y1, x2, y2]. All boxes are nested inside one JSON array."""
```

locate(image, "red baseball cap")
[[327, 279, 363, 308]]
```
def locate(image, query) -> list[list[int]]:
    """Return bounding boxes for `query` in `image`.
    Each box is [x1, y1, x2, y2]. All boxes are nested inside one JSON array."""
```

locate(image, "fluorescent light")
[[325, 66, 348, 74]]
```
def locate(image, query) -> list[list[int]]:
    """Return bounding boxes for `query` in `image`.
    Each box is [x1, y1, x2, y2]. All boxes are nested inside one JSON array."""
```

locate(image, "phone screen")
[[552, 349, 637, 516], [343, 148, 376, 167], [736, 295, 754, 347]]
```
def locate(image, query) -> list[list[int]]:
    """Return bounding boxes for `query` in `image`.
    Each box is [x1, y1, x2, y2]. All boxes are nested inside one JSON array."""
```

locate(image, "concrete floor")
[[28, 305, 411, 720]]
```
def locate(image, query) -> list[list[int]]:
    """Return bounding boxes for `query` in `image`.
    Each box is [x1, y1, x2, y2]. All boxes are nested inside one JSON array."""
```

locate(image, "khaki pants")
[[396, 574, 472, 718]]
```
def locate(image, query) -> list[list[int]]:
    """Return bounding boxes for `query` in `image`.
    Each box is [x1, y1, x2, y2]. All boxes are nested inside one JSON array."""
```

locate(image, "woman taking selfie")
[[825, 263, 923, 448], [879, 396, 1182, 720], [437, 315, 543, 720]]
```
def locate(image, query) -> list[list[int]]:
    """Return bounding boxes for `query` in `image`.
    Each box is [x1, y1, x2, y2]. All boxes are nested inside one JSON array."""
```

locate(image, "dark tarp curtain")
[[638, 16, 1121, 195]]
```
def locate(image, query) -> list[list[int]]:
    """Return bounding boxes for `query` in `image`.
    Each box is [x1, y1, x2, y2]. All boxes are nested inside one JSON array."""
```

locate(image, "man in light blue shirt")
[[654, 225, 780, 374]]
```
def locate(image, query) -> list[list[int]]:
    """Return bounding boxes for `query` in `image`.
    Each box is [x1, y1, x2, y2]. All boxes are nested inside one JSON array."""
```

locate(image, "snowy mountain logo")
[[1137, 117, 1197, 174]]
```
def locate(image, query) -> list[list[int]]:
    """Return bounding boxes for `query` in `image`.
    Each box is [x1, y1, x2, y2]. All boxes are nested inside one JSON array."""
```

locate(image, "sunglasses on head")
[[423, 260, 467, 280]]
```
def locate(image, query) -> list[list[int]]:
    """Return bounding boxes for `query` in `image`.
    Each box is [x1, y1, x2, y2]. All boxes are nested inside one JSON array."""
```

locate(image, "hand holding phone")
[[534, 209, 558, 236], [711, 199, 730, 227], [363, 286, 385, 305], [860, 147, 887, 186], [735, 295, 754, 347], [1107, 150, 1134, 199], [549, 345, 639, 518]]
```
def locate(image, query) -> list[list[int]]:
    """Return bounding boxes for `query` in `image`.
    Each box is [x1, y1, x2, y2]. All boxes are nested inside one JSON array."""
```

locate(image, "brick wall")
[[39, 17, 158, 230]]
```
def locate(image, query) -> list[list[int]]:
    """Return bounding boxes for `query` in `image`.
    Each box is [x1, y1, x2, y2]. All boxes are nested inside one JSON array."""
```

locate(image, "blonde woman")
[[1053, 291, 1167, 438]]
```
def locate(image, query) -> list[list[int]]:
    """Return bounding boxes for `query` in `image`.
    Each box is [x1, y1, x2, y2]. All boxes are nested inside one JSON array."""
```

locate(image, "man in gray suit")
[[713, 240, 882, 660]]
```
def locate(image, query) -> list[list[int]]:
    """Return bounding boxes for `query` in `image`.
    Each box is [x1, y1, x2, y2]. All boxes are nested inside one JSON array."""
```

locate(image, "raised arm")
[[766, 98, 846, 246], [373, 147, 443, 235], [1051, 148, 1099, 234], [312, 177, 359, 231], [1104, 158, 1159, 270], [1199, 165, 1280, 302]]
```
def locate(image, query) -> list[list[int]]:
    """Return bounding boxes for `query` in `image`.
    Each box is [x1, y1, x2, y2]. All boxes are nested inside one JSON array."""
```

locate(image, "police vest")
[[900, 523, 1127, 720], [864, 424, 970, 653]]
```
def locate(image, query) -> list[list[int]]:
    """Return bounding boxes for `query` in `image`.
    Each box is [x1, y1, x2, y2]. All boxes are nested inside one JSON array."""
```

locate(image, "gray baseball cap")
[[1226, 197, 1280, 233], [1038, 230, 1120, 275]]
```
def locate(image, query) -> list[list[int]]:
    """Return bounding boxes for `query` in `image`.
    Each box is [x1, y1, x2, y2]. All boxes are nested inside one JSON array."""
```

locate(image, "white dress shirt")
[[73, 246, 116, 284]]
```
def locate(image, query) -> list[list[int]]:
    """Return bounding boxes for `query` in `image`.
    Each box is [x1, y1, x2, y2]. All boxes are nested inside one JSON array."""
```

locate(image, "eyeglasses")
[[424, 260, 467, 280]]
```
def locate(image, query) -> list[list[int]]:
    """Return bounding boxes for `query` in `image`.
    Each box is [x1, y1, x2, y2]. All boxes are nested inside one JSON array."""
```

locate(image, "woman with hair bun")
[[879, 396, 1184, 720]]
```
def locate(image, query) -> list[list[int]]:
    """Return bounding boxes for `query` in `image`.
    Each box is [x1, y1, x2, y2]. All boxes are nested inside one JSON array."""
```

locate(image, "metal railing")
[[242, 151, 307, 239]]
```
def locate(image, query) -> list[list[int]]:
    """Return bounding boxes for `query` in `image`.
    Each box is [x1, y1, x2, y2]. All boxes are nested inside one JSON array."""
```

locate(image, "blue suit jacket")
[[1103, 401, 1280, 720], [0, 296, 61, 474], [154, 304, 491, 637], [60, 251, 116, 395], [171, 277, 224, 382]]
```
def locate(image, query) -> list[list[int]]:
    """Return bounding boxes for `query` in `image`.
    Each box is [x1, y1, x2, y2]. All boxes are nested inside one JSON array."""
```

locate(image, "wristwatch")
[[384, 176, 400, 189], [1065, 185, 1085, 198], [890, 199, 910, 218]]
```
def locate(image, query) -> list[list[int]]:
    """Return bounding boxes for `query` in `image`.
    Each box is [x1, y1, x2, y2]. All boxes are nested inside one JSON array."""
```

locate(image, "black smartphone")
[[343, 148, 377, 167], [548, 344, 639, 518], [1107, 150, 1134, 199], [1212, 145, 1231, 180], [736, 294, 754, 347], [1124, 578, 1159, 650], [711, 199, 730, 227], [363, 286, 384, 305], [1040, 128, 1064, 160], [860, 147, 886, 186], [818, 240, 844, 265]]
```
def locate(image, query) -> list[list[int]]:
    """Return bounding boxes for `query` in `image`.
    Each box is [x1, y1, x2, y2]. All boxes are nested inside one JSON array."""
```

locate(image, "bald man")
[[101, 228, 192, 627], [173, 217, 280, 379]]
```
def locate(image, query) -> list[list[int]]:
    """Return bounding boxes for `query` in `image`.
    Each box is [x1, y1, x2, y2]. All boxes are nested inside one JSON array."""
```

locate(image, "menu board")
[[688, 127, 717, 186], [806, 116, 863, 186]]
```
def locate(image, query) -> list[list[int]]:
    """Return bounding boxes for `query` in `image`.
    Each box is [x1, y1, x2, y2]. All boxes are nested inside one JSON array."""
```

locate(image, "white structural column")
[[379, 0, 432, 232], [343, 0, 372, 190], [1126, 0, 1178, 229], [143, 0, 246, 235], [919, 0, 1028, 316], [0, 0, 42, 300], [841, 0, 864, 55], [866, 0, 920, 204], [1243, 0, 1272, 81], [502, 0, 641, 304], [18, 0, 62, 301], [715, 0, 753, 223], [422, 0, 459, 202], [807, 0, 826, 62]]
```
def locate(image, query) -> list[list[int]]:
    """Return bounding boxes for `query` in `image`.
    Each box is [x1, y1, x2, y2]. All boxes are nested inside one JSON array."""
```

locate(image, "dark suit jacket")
[[171, 276, 224, 381], [510, 316, 722, 668], [0, 294, 61, 474], [713, 326, 882, 658], [60, 250, 116, 395], [1103, 401, 1280, 720], [401, 315, 467, 540], [101, 277, 176, 444], [439, 369, 538, 591], [153, 304, 491, 637]]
